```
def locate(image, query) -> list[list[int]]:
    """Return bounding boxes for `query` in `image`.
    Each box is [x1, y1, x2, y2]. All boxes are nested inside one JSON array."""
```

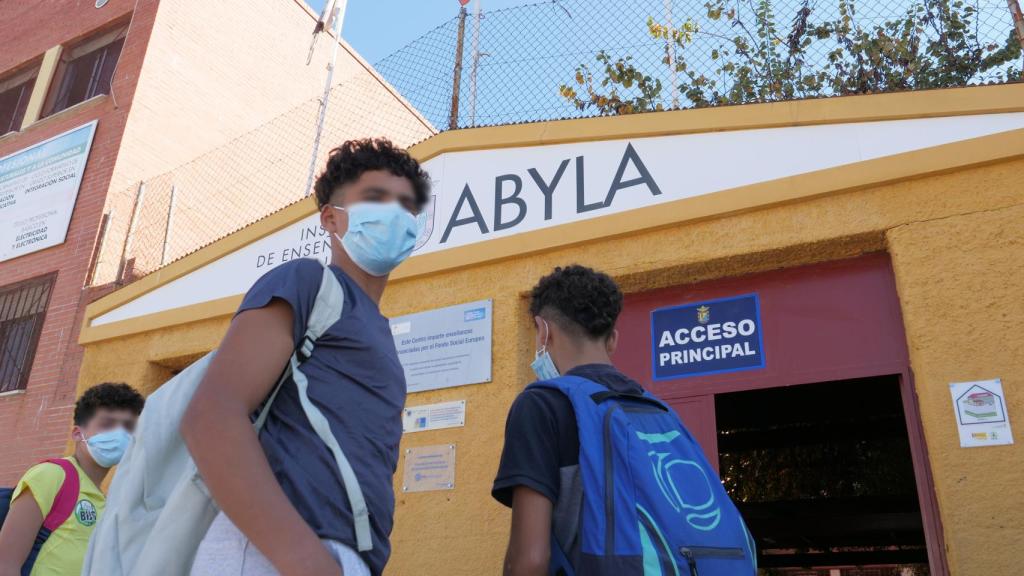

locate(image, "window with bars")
[[0, 273, 57, 393], [43, 23, 127, 118], [0, 63, 38, 135]]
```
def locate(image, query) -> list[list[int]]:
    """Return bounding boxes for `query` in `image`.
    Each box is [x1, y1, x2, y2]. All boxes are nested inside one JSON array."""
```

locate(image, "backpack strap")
[[527, 375, 604, 397], [40, 458, 80, 531], [254, 262, 345, 431], [550, 532, 575, 576], [530, 376, 669, 412], [22, 459, 82, 575], [253, 262, 373, 552]]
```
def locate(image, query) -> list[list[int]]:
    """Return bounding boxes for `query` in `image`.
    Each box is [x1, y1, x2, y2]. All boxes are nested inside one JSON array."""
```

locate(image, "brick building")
[[0, 0, 433, 484]]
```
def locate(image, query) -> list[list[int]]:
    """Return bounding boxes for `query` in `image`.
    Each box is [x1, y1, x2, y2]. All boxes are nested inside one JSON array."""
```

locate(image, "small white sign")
[[403, 400, 466, 433], [950, 379, 1014, 448], [402, 444, 456, 493]]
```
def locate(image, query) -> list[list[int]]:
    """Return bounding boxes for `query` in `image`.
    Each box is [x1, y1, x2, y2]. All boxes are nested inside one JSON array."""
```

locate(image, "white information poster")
[[950, 379, 1014, 448], [391, 300, 493, 394], [403, 400, 466, 433], [0, 121, 98, 263]]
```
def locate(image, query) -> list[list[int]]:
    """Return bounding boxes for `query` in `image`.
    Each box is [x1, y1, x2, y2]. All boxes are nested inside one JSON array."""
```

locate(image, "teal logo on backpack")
[[638, 431, 722, 531], [75, 500, 97, 526]]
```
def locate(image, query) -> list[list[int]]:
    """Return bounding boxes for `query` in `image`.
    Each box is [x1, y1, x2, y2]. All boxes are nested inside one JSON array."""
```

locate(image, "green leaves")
[[559, 0, 1018, 116]]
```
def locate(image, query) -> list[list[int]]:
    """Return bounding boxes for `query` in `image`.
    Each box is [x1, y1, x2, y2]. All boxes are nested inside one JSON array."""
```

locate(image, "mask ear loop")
[[330, 205, 347, 249], [538, 318, 551, 354]]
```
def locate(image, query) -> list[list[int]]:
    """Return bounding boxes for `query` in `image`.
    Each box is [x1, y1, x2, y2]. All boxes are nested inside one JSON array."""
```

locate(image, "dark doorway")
[[715, 376, 930, 575]]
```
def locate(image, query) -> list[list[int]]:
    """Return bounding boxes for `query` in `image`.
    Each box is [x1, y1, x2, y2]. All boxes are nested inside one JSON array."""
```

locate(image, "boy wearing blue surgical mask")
[[493, 265, 636, 576], [184, 138, 430, 576], [0, 382, 144, 576]]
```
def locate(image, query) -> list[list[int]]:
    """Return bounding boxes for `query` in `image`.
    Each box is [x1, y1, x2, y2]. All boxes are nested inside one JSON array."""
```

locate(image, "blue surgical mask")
[[531, 319, 560, 381], [333, 202, 419, 277], [84, 427, 132, 468]]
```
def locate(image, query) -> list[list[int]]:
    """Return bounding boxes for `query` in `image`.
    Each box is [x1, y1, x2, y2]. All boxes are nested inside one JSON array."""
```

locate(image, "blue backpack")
[[529, 376, 756, 576]]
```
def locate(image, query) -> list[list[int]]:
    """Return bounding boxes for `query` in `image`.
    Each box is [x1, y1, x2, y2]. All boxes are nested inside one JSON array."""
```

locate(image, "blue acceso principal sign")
[[651, 293, 765, 380], [391, 300, 493, 394]]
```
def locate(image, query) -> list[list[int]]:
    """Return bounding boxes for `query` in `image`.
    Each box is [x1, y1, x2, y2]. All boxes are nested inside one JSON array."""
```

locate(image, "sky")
[[305, 0, 538, 64]]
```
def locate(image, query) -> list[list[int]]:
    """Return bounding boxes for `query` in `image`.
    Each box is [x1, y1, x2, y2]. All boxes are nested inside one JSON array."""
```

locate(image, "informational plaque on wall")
[[950, 379, 1014, 448], [402, 444, 456, 493], [403, 400, 466, 433], [391, 300, 492, 394], [0, 121, 97, 263]]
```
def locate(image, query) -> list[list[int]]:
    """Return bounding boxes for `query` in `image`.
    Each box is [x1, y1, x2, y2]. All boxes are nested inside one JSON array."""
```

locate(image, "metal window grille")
[[0, 273, 57, 393]]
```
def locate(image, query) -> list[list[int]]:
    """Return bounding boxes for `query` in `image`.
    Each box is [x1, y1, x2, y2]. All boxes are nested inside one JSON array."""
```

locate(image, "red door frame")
[[612, 253, 948, 574]]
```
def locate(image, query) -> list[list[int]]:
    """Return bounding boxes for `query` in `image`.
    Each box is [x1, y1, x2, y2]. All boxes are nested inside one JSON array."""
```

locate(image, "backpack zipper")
[[679, 547, 746, 576]]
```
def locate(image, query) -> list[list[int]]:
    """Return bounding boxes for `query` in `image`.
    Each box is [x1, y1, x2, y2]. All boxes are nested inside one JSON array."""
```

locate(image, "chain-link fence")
[[90, 70, 434, 286], [378, 0, 1023, 128], [89, 0, 1023, 288]]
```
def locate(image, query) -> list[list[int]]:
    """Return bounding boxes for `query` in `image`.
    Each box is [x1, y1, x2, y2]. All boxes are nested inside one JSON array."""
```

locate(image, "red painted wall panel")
[[614, 253, 910, 400]]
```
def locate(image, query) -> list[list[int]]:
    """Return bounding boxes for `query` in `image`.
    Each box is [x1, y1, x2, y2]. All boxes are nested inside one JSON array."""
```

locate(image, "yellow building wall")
[[77, 149, 1024, 575], [887, 202, 1024, 576]]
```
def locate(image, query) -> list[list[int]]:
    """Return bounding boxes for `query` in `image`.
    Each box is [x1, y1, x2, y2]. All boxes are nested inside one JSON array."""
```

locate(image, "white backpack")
[[83, 263, 373, 576]]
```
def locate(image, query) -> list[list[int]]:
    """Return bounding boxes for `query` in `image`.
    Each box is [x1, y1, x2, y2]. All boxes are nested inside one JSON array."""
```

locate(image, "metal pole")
[[86, 210, 113, 286], [161, 185, 177, 266], [304, 3, 345, 198], [664, 0, 679, 109], [449, 7, 468, 130], [117, 181, 145, 283], [469, 0, 481, 126], [1009, 0, 1024, 50]]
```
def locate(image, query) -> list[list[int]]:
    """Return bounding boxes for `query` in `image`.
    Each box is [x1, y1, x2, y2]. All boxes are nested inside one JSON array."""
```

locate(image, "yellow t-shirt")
[[11, 457, 105, 576]]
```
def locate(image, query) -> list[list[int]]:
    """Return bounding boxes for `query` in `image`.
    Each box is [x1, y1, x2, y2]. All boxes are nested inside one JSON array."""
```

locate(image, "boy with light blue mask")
[[494, 265, 628, 574], [185, 138, 430, 576], [0, 382, 144, 576], [494, 266, 754, 576]]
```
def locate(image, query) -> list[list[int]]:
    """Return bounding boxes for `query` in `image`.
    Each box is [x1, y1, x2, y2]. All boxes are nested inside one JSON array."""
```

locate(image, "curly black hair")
[[313, 138, 430, 210], [529, 265, 623, 340], [73, 382, 145, 426]]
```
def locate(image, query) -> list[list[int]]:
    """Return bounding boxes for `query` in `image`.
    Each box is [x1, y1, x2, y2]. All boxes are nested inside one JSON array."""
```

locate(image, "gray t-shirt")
[[237, 258, 405, 576]]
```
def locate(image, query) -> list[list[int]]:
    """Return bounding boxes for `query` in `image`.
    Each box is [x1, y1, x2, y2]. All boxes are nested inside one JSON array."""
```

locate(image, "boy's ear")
[[71, 425, 85, 442], [321, 201, 349, 236], [606, 329, 619, 356], [319, 203, 334, 230]]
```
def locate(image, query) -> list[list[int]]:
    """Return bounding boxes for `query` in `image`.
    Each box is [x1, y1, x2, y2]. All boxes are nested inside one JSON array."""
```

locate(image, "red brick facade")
[[0, 0, 159, 484], [0, 0, 430, 485]]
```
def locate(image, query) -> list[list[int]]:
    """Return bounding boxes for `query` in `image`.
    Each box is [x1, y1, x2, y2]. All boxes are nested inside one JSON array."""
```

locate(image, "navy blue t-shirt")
[[237, 258, 405, 576]]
